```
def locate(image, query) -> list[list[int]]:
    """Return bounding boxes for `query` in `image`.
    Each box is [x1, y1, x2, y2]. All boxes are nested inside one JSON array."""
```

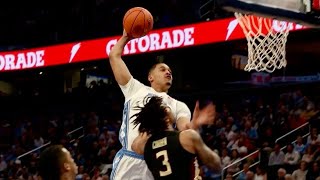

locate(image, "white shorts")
[[110, 148, 154, 180]]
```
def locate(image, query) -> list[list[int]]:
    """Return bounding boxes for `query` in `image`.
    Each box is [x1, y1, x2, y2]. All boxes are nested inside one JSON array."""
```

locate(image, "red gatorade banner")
[[0, 17, 307, 72]]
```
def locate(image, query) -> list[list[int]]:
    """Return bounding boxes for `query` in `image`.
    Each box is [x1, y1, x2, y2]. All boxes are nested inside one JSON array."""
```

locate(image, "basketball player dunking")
[[108, 30, 216, 180]]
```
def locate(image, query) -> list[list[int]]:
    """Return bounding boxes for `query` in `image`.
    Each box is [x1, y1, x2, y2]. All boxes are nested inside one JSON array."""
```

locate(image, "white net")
[[234, 12, 290, 73]]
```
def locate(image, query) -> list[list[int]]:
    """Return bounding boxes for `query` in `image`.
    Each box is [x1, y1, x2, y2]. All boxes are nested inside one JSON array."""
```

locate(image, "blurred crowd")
[[0, 82, 319, 179], [0, 108, 122, 180], [200, 88, 320, 179]]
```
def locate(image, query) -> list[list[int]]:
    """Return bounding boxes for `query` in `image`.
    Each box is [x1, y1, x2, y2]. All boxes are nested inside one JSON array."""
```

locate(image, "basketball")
[[123, 7, 154, 38]]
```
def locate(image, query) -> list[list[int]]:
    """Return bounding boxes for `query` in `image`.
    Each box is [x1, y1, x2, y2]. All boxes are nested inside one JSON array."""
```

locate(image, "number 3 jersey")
[[144, 131, 201, 180]]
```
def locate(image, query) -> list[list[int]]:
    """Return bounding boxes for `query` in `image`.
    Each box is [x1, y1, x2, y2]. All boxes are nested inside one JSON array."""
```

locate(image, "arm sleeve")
[[175, 101, 191, 121], [119, 77, 145, 100]]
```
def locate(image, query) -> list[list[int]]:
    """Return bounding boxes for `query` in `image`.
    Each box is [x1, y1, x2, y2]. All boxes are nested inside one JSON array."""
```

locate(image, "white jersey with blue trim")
[[118, 77, 191, 151]]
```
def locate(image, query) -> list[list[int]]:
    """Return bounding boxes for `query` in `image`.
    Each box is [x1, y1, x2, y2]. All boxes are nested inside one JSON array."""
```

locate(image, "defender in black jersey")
[[131, 96, 222, 179], [144, 131, 200, 179]]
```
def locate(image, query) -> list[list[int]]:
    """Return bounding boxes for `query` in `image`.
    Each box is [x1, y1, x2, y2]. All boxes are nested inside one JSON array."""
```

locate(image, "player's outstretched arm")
[[109, 30, 133, 86], [181, 129, 222, 172], [177, 101, 215, 131]]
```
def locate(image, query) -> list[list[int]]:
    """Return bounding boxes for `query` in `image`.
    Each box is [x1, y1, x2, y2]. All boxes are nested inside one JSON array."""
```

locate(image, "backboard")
[[220, 0, 320, 27]]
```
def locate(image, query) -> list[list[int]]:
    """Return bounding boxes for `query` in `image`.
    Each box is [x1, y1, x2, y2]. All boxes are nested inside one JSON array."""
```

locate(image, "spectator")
[[221, 148, 231, 168], [225, 173, 233, 180], [284, 144, 300, 166], [224, 123, 236, 142], [307, 127, 320, 146], [235, 162, 250, 180], [75, 165, 84, 180], [301, 145, 314, 164], [293, 135, 306, 155], [291, 160, 308, 180], [232, 133, 253, 154], [33, 132, 44, 148], [242, 120, 258, 142], [285, 174, 293, 180], [306, 161, 320, 180], [277, 168, 287, 180], [259, 126, 275, 150], [227, 149, 241, 174], [314, 142, 320, 162], [268, 143, 285, 166], [254, 165, 267, 180], [246, 171, 255, 180], [0, 155, 7, 174]]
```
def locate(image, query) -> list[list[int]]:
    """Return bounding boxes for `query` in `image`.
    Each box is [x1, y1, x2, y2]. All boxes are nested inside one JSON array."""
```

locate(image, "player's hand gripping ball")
[[123, 7, 154, 38]]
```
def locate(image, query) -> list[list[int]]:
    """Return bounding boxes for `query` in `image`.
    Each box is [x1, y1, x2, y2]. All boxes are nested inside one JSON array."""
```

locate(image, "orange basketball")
[[123, 7, 154, 38]]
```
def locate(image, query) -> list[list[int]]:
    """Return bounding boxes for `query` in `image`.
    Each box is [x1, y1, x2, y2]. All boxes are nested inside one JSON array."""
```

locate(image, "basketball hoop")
[[234, 12, 290, 73]]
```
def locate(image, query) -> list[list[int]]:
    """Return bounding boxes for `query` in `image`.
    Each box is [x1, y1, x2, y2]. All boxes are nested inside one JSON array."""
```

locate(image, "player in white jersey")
[[108, 30, 215, 180]]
